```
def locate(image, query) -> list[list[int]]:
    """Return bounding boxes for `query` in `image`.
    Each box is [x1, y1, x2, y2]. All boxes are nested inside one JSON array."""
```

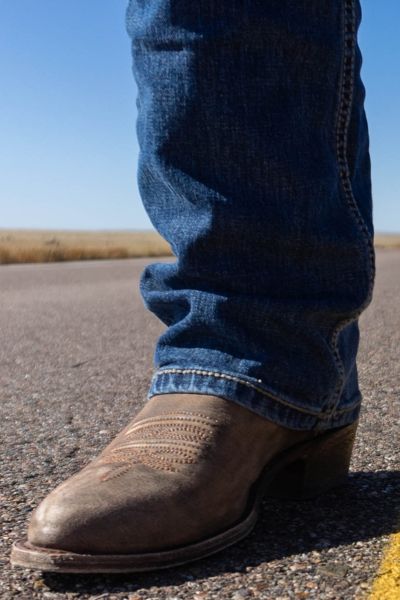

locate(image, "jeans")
[[125, 0, 375, 430]]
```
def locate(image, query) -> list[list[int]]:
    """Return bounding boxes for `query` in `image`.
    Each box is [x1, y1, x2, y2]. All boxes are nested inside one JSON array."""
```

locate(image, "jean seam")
[[152, 368, 362, 417], [327, 0, 375, 416]]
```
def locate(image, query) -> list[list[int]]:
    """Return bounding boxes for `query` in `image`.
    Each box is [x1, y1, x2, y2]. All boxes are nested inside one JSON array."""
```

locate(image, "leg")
[[11, 0, 374, 572], [128, 0, 374, 429]]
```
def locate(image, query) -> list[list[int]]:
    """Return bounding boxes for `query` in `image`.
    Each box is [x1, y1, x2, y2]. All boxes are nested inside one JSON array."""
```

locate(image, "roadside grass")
[[0, 229, 399, 265], [0, 229, 173, 265], [374, 233, 400, 249]]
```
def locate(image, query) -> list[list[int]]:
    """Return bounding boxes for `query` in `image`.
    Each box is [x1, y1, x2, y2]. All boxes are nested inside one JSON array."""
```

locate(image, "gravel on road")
[[1, 250, 399, 599]]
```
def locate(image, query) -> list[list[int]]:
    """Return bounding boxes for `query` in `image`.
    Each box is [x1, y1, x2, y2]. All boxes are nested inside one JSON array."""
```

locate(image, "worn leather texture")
[[28, 394, 316, 554]]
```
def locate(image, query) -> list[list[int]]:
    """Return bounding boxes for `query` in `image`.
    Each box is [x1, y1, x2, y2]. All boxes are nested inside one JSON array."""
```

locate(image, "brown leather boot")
[[11, 394, 357, 573]]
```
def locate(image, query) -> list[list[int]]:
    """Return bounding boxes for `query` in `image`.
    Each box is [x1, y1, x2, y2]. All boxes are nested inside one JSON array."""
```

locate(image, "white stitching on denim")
[[328, 0, 375, 417], [153, 368, 361, 416]]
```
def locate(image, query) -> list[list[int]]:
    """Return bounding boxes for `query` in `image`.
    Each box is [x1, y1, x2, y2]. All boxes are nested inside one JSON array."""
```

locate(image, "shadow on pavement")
[[43, 470, 400, 594]]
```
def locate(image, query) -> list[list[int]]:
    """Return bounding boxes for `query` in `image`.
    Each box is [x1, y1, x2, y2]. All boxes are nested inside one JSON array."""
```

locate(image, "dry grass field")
[[374, 233, 400, 248], [0, 229, 398, 265], [0, 229, 172, 265]]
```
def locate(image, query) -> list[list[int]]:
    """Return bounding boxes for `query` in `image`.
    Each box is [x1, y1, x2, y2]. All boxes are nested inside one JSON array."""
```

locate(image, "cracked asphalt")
[[1, 249, 399, 599]]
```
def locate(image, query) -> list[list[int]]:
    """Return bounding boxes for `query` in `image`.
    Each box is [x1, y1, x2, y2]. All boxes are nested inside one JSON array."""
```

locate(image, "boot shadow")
[[43, 470, 400, 594]]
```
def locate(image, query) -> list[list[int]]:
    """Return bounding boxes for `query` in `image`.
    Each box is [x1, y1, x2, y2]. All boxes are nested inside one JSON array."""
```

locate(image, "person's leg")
[[128, 0, 374, 430], [11, 0, 375, 572]]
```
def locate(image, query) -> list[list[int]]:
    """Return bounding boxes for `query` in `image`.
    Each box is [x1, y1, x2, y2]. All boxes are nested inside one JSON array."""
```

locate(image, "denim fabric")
[[125, 0, 375, 430]]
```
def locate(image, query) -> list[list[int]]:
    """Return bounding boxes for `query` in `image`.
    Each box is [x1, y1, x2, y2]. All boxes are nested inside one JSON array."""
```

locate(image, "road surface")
[[1, 250, 399, 599]]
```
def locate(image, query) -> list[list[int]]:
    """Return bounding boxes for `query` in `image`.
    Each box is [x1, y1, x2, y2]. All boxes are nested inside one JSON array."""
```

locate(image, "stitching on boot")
[[124, 412, 219, 436], [99, 412, 218, 480]]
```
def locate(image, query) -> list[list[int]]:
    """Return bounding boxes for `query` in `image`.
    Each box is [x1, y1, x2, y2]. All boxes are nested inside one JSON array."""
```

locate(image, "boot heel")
[[266, 421, 358, 500]]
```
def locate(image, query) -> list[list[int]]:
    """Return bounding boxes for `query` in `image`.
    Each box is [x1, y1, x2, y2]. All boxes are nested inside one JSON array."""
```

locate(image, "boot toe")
[[26, 464, 193, 554], [28, 481, 93, 552]]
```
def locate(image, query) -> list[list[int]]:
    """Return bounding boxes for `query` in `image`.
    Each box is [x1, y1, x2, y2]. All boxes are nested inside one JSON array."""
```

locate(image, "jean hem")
[[148, 368, 361, 431]]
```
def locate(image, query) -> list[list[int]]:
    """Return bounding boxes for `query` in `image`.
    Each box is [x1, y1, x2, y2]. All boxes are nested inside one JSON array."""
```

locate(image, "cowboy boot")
[[11, 393, 357, 573]]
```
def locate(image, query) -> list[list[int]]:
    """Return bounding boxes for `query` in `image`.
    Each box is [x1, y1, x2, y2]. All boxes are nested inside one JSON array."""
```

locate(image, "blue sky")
[[1, 1, 399, 232]]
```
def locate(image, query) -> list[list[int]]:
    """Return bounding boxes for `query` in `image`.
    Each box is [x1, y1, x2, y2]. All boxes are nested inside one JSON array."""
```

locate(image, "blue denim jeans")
[[125, 1, 375, 430]]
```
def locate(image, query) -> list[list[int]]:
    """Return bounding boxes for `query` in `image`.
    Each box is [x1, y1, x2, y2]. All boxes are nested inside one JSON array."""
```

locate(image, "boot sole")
[[10, 421, 357, 573]]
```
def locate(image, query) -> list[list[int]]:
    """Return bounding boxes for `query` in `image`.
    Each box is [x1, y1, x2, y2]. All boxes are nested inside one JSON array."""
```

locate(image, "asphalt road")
[[1, 250, 399, 600]]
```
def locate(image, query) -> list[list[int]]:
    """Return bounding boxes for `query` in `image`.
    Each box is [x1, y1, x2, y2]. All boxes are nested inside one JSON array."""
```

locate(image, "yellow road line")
[[369, 533, 400, 599]]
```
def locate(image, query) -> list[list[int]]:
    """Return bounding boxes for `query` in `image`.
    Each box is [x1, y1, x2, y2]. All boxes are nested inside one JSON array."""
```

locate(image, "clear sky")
[[1, 0, 399, 232]]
